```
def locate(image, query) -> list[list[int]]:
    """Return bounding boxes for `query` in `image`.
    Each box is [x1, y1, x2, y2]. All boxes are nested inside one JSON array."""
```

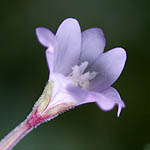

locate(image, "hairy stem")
[[0, 81, 76, 150], [0, 120, 32, 150]]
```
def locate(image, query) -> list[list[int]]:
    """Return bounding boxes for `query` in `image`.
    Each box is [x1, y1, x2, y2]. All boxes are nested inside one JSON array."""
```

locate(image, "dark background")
[[0, 0, 149, 150]]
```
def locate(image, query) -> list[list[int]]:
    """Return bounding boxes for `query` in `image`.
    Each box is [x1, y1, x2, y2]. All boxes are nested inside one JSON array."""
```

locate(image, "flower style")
[[35, 18, 126, 119]]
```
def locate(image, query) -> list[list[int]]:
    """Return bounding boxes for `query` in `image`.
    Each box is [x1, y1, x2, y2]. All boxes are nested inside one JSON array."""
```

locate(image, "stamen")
[[78, 61, 88, 75], [68, 61, 98, 90]]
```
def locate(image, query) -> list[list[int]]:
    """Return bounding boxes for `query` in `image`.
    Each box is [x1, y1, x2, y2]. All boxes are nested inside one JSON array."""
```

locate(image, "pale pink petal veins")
[[89, 47, 126, 92], [79, 28, 106, 65], [54, 18, 81, 75]]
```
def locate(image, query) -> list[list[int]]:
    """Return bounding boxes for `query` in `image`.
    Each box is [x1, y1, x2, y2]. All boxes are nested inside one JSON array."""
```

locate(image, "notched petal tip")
[[36, 27, 55, 48], [101, 87, 125, 117], [61, 18, 79, 26], [90, 87, 125, 116]]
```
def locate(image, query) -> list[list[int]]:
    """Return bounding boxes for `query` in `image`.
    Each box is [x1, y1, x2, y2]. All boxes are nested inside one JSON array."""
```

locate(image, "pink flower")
[[0, 18, 127, 150], [35, 18, 126, 118]]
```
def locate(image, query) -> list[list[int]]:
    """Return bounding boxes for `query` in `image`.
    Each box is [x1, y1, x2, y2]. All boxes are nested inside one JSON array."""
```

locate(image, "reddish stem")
[[0, 120, 31, 150], [0, 109, 45, 150]]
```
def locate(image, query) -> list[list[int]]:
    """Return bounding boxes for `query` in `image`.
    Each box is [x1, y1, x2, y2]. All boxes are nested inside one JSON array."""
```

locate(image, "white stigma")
[[68, 61, 98, 90]]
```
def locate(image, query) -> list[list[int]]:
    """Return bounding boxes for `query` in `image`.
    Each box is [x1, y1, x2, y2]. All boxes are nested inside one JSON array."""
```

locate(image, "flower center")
[[68, 61, 98, 90]]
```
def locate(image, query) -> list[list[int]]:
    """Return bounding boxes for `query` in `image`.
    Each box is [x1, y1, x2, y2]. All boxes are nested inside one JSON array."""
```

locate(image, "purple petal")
[[47, 73, 79, 109], [89, 47, 126, 91], [54, 18, 81, 75], [36, 27, 55, 48], [84, 87, 125, 117], [79, 28, 106, 65], [66, 85, 89, 105], [66, 85, 125, 116], [46, 48, 54, 75], [100, 87, 125, 117]]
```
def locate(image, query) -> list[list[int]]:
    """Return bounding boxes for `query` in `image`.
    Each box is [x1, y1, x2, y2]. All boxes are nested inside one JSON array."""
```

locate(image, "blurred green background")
[[0, 0, 149, 150]]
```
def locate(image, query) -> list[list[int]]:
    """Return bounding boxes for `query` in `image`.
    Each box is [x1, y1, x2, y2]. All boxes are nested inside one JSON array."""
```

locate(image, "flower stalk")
[[0, 18, 127, 150], [0, 81, 76, 150], [0, 120, 32, 150]]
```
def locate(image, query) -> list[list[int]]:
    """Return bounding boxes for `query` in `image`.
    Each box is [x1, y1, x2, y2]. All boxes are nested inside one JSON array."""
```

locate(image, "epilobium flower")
[[0, 18, 127, 150], [35, 18, 126, 119]]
